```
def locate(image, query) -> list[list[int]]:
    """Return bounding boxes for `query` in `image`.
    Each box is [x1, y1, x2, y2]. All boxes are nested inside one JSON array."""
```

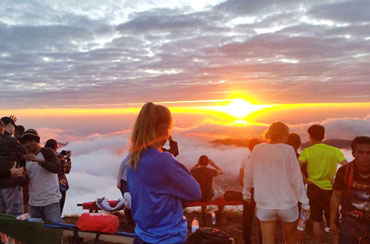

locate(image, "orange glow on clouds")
[[1, 101, 369, 127]]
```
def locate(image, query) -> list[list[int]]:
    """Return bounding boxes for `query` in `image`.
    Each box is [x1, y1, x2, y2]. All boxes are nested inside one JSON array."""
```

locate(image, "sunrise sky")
[[1, 0, 370, 108], [1, 0, 369, 214], [0, 0, 369, 138]]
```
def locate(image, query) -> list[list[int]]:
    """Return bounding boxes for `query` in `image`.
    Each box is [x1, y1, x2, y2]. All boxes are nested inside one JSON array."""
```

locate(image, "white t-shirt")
[[243, 143, 309, 210], [26, 152, 61, 206]]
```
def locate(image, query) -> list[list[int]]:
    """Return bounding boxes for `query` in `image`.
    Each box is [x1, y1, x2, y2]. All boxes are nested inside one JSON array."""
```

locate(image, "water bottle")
[[28, 217, 43, 223], [191, 217, 199, 233], [211, 211, 216, 225], [297, 207, 310, 231]]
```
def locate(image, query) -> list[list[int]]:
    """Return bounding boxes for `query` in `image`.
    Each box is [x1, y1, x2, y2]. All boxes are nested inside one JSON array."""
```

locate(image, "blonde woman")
[[126, 102, 201, 244], [243, 122, 309, 244]]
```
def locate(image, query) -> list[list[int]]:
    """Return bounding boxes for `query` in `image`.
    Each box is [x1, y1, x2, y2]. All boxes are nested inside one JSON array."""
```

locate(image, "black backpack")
[[188, 227, 232, 244], [223, 190, 243, 201]]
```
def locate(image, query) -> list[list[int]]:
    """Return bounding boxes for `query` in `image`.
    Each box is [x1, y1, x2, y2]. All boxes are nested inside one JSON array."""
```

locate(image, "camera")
[[58, 150, 71, 174]]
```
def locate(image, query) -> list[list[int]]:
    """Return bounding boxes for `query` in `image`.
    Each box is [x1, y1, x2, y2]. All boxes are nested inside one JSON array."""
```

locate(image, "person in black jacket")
[[22, 129, 62, 223], [0, 116, 27, 209], [0, 162, 24, 179], [0, 116, 27, 244]]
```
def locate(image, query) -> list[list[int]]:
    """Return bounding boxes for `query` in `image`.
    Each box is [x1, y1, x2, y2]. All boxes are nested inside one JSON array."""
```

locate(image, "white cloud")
[[1, 0, 370, 108], [60, 113, 367, 215]]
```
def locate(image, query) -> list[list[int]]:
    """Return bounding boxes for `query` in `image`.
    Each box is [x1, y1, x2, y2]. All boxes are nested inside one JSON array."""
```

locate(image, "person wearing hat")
[[22, 129, 62, 223], [243, 122, 309, 244], [0, 116, 27, 244]]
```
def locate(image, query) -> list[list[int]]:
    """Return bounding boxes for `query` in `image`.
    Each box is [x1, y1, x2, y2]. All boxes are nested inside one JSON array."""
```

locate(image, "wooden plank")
[[185, 200, 243, 207], [62, 230, 134, 244]]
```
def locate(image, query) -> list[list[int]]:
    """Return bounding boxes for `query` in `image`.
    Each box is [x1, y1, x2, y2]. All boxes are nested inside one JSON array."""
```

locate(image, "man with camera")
[[45, 139, 72, 215], [57, 150, 71, 214]]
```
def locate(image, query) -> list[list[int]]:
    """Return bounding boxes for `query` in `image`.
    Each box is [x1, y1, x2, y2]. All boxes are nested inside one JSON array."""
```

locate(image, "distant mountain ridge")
[[210, 138, 352, 149]]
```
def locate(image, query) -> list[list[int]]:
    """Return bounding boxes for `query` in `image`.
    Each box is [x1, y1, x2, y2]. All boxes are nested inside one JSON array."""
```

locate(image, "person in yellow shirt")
[[299, 124, 347, 244]]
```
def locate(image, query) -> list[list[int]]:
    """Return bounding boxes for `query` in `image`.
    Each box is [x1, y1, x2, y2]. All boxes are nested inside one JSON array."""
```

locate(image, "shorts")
[[307, 184, 332, 223], [256, 206, 298, 222]]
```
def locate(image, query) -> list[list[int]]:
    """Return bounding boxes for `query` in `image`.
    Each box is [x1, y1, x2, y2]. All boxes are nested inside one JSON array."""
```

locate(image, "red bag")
[[77, 213, 119, 234]]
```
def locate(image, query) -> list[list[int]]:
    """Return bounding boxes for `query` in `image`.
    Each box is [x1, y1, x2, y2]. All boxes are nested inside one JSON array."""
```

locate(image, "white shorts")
[[256, 206, 299, 222]]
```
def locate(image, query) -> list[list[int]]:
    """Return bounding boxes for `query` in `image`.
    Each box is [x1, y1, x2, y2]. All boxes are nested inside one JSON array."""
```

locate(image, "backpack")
[[223, 190, 243, 201], [76, 213, 119, 234], [188, 227, 233, 244]]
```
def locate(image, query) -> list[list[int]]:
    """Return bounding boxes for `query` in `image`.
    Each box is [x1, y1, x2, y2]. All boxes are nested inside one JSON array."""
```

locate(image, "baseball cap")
[[22, 129, 40, 143]]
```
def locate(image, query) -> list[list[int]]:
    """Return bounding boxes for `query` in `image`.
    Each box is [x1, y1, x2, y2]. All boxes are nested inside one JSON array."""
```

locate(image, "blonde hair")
[[265, 121, 289, 142], [128, 102, 172, 170]]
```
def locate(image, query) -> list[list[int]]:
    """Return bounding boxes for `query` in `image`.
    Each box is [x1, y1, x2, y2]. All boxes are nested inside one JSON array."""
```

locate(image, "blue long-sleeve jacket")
[[127, 148, 201, 244]]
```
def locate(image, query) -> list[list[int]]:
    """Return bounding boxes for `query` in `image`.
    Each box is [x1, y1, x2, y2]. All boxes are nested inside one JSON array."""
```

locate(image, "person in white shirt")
[[243, 122, 309, 244]]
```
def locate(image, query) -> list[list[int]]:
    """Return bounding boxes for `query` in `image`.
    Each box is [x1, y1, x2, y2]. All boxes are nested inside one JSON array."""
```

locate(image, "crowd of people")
[[117, 102, 369, 244], [0, 116, 72, 244], [1, 102, 369, 244]]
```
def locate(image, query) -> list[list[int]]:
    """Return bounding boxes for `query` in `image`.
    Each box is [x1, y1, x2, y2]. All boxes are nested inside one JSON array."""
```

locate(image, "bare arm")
[[299, 159, 312, 185], [330, 190, 343, 238], [243, 157, 253, 202], [189, 164, 199, 172], [339, 160, 348, 166], [239, 169, 244, 187], [209, 159, 223, 175]]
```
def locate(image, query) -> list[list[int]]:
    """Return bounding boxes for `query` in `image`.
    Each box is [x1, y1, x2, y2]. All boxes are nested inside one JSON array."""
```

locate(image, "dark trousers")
[[60, 190, 66, 214], [243, 189, 262, 244], [307, 184, 332, 223], [120, 180, 134, 224], [134, 235, 187, 244]]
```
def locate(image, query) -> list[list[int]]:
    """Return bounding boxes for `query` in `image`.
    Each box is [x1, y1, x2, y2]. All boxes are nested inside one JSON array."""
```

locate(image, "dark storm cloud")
[[0, 0, 369, 109]]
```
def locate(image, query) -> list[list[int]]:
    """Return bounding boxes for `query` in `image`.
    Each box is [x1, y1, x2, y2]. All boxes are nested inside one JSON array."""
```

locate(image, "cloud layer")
[[1, 0, 370, 108], [46, 113, 367, 215]]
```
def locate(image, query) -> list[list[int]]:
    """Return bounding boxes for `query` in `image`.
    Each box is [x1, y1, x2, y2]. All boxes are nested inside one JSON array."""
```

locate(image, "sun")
[[224, 99, 254, 118], [213, 98, 268, 119]]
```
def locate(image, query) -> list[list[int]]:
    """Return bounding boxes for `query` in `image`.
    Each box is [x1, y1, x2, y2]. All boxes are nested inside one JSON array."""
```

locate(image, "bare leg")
[[201, 206, 207, 224], [312, 221, 323, 244], [7, 236, 15, 244], [0, 233, 8, 243], [281, 220, 297, 244], [259, 220, 276, 244]]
